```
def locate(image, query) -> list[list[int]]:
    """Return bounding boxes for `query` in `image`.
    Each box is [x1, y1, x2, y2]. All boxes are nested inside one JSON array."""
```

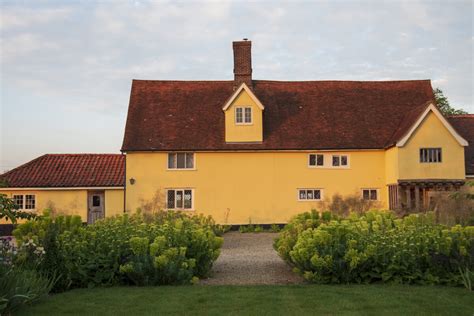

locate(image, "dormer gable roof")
[[222, 83, 264, 111]]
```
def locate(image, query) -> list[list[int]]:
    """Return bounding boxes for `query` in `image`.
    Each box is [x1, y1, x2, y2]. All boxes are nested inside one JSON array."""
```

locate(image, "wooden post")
[[406, 187, 412, 210], [415, 186, 420, 211], [396, 186, 402, 209]]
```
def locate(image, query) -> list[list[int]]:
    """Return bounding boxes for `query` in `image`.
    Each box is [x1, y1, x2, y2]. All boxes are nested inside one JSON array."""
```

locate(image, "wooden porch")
[[388, 179, 465, 211]]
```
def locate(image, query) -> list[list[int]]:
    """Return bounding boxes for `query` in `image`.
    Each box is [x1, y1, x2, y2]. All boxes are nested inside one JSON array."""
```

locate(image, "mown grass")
[[17, 284, 473, 315]]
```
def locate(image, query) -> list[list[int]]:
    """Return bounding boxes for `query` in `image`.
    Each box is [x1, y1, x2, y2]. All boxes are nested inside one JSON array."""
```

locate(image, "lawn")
[[17, 284, 473, 315]]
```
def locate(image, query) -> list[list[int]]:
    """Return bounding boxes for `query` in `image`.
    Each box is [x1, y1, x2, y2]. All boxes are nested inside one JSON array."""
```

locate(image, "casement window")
[[167, 189, 193, 210], [362, 189, 378, 201], [168, 153, 194, 169], [298, 189, 323, 201], [332, 155, 349, 167], [420, 148, 442, 163], [13, 194, 36, 210], [235, 107, 252, 124], [308, 154, 324, 167]]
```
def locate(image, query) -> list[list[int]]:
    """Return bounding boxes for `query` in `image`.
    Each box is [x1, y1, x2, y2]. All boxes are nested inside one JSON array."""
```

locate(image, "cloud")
[[0, 7, 72, 31]]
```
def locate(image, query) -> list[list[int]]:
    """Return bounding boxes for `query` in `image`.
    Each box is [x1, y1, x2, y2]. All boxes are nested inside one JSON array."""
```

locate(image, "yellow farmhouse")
[[121, 40, 472, 224], [1, 40, 473, 226]]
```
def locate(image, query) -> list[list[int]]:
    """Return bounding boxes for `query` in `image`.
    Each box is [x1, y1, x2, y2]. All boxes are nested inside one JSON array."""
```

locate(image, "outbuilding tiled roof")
[[448, 115, 474, 175], [0, 154, 125, 188], [121, 79, 435, 151]]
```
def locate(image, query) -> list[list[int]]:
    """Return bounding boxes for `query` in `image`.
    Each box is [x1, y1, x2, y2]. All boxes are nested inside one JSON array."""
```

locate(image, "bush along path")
[[275, 210, 473, 288], [201, 232, 304, 285]]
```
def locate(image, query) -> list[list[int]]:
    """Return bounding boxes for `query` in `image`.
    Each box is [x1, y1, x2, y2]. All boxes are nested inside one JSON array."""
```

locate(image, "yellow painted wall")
[[398, 111, 466, 180], [0, 189, 124, 224], [384, 146, 399, 185], [224, 90, 263, 143], [105, 189, 124, 217], [125, 151, 387, 224]]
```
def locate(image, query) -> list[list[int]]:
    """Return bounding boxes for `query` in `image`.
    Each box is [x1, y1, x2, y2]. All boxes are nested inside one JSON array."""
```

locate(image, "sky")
[[0, 0, 473, 172]]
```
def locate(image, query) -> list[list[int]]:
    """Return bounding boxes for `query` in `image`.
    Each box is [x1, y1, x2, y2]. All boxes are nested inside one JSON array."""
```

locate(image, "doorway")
[[88, 191, 105, 224]]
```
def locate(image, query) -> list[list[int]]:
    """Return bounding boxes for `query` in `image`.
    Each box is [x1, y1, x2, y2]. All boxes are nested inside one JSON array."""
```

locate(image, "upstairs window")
[[167, 189, 193, 210], [168, 153, 194, 169], [362, 189, 378, 201], [332, 155, 349, 167], [298, 189, 323, 201], [420, 148, 442, 163], [235, 107, 252, 124], [309, 154, 324, 167]]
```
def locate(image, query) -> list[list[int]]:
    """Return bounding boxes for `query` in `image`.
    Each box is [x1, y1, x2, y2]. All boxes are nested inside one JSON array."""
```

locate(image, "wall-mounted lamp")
[[129, 178, 136, 185]]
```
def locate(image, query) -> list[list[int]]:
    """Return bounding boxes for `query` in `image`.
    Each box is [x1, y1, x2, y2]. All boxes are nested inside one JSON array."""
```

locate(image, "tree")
[[0, 194, 36, 224], [433, 88, 468, 116]]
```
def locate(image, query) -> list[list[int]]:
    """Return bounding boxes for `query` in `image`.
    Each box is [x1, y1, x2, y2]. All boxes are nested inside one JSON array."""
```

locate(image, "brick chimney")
[[233, 39, 252, 89]]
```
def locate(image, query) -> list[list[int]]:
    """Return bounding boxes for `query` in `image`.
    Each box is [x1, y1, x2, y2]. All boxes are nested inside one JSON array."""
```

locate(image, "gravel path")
[[201, 232, 304, 285]]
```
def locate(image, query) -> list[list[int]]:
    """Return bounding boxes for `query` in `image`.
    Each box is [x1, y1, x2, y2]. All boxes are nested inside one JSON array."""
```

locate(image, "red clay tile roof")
[[0, 154, 125, 188], [448, 115, 474, 175], [121, 79, 435, 151]]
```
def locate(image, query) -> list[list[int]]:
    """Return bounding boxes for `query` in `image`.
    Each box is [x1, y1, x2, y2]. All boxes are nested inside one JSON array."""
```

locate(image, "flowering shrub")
[[274, 209, 333, 262], [277, 210, 473, 287], [13, 211, 223, 291]]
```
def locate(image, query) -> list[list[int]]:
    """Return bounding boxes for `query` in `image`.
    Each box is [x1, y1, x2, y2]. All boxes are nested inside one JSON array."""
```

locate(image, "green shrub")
[[277, 210, 473, 287], [13, 211, 223, 290], [274, 209, 333, 261]]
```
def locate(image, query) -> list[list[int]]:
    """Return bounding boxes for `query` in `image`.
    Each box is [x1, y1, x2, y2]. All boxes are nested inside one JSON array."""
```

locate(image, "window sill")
[[166, 168, 197, 171], [297, 200, 323, 202]]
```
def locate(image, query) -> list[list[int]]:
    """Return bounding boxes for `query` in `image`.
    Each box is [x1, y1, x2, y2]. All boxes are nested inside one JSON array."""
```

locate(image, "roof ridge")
[[447, 114, 474, 118], [253, 79, 432, 84]]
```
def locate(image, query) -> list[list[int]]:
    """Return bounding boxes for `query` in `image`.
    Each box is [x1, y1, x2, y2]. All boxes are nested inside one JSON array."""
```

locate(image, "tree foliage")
[[0, 194, 36, 224], [433, 88, 468, 116]]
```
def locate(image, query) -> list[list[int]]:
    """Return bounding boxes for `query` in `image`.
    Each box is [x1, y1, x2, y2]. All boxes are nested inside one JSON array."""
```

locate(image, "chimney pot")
[[232, 40, 252, 89]]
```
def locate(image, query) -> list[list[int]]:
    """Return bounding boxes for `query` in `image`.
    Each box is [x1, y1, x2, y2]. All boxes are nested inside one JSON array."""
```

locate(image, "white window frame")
[[361, 188, 379, 201], [308, 154, 325, 168], [167, 153, 196, 170], [297, 188, 324, 201], [331, 154, 350, 168], [235, 106, 252, 125], [12, 194, 36, 211], [166, 188, 195, 211], [420, 148, 442, 163]]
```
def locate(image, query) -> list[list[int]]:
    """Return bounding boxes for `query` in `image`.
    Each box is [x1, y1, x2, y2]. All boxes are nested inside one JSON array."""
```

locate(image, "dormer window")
[[236, 107, 252, 124]]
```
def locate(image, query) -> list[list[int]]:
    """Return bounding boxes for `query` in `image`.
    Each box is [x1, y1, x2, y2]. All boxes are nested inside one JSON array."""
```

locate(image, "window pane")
[[92, 195, 101, 207], [167, 190, 175, 209], [341, 156, 348, 166], [177, 153, 186, 168], [184, 190, 192, 209], [25, 195, 35, 209], [168, 153, 176, 169], [299, 190, 306, 200], [314, 190, 321, 200], [244, 108, 252, 123], [309, 154, 316, 166], [176, 190, 183, 208], [317, 155, 324, 166], [437, 149, 442, 162], [332, 156, 340, 166], [13, 195, 24, 209], [363, 190, 369, 200], [370, 190, 377, 200], [307, 190, 314, 200], [236, 108, 243, 123], [185, 153, 194, 169]]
